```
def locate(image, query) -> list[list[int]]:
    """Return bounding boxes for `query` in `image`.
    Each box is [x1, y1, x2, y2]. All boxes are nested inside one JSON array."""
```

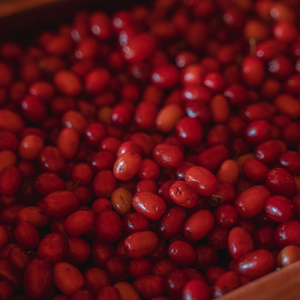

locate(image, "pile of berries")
[[1, 0, 300, 299]]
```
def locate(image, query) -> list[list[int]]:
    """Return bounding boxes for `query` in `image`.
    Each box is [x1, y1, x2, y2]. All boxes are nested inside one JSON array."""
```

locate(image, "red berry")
[[185, 166, 218, 196], [235, 185, 271, 218], [242, 56, 265, 87], [237, 249, 275, 279]]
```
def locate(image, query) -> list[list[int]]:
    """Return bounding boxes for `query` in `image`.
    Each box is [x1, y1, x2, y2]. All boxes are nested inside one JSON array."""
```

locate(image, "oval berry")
[[183, 210, 214, 241], [124, 231, 158, 258], [237, 249, 275, 279], [265, 195, 295, 223], [53, 262, 84, 295], [23, 259, 53, 300], [185, 166, 218, 196], [235, 185, 270, 218], [132, 192, 167, 221]]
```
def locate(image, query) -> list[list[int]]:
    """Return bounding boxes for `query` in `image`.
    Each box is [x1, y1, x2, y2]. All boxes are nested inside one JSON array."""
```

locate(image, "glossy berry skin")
[[169, 181, 198, 208], [185, 166, 218, 196], [111, 103, 134, 126], [224, 84, 247, 107], [91, 150, 115, 173], [265, 195, 295, 223], [245, 120, 272, 145], [215, 205, 238, 228], [235, 185, 271, 218], [124, 231, 158, 258], [164, 269, 189, 300], [181, 63, 206, 86], [113, 151, 142, 181], [275, 221, 300, 249], [212, 271, 240, 298], [117, 141, 143, 158], [276, 245, 300, 268], [182, 279, 210, 300], [266, 168, 297, 197], [138, 159, 160, 180], [269, 56, 293, 78], [273, 21, 298, 43], [159, 206, 188, 240], [123, 212, 150, 235], [168, 240, 197, 267], [151, 64, 179, 89], [152, 144, 184, 168], [38, 146, 66, 176], [279, 151, 300, 176], [242, 56, 265, 87], [175, 116, 203, 147], [134, 102, 158, 130], [209, 183, 237, 207], [19, 134, 44, 160], [183, 210, 214, 241], [228, 227, 254, 261], [255, 139, 282, 164], [196, 145, 229, 173], [122, 33, 157, 63], [89, 11, 111, 39], [203, 72, 225, 94], [132, 192, 167, 221], [21, 96, 47, 123], [85, 122, 107, 146], [85, 68, 111, 95], [237, 249, 275, 279], [111, 187, 133, 216]]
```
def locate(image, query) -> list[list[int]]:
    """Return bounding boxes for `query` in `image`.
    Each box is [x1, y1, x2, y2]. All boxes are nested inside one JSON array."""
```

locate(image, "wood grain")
[[0, 0, 63, 18], [219, 261, 300, 300]]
